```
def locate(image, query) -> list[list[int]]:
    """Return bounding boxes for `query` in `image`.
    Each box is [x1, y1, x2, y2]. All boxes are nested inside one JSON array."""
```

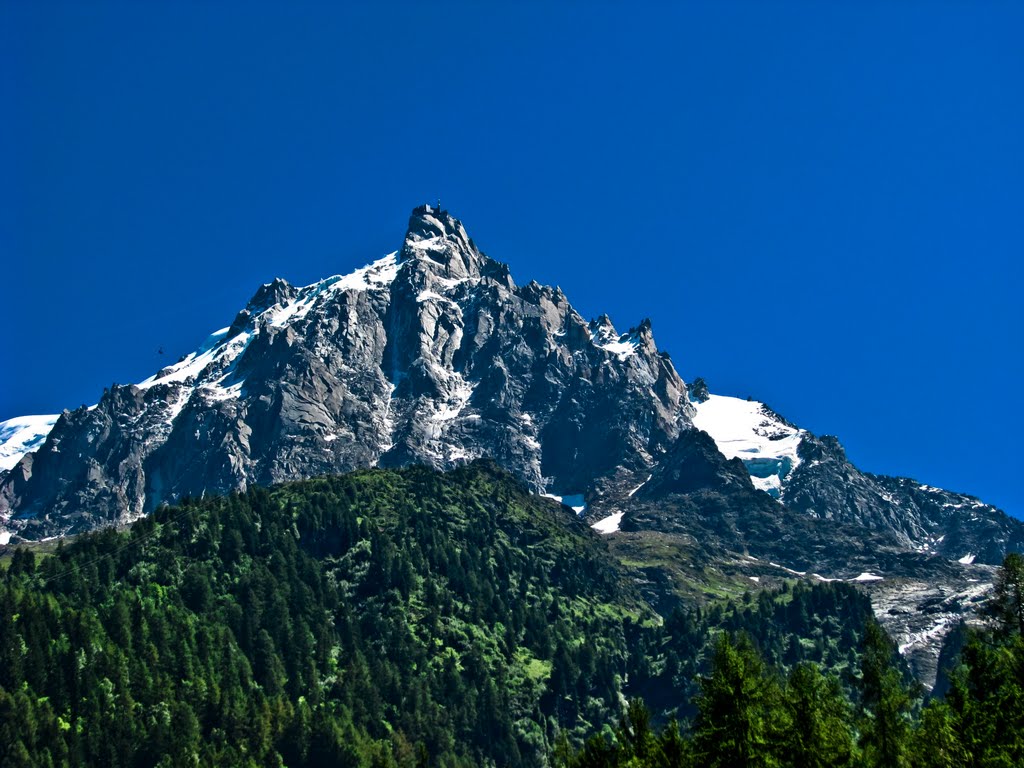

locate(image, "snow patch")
[[596, 337, 640, 359], [0, 414, 60, 471], [692, 395, 804, 499], [769, 561, 807, 576], [431, 378, 476, 423], [417, 290, 449, 303], [201, 379, 246, 402], [161, 387, 192, 426], [137, 335, 226, 389], [435, 276, 467, 289], [628, 475, 652, 497], [589, 320, 642, 360], [851, 572, 884, 582], [591, 511, 624, 534], [958, 553, 976, 565], [0, 531, 11, 546]]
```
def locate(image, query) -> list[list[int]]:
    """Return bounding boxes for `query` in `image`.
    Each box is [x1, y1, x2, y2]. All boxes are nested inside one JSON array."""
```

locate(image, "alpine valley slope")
[[1, 205, 1020, 685]]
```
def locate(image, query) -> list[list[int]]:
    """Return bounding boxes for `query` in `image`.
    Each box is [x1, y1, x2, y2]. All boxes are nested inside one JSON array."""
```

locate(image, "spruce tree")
[[782, 662, 854, 768], [909, 701, 966, 768], [985, 552, 1024, 638], [857, 622, 911, 768], [692, 633, 781, 768]]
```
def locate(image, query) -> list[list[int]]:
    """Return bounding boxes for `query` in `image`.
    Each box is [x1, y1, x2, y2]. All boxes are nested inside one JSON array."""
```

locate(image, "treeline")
[[0, 463, 640, 767], [629, 578, 881, 721], [0, 461, 1011, 767], [558, 555, 1024, 768]]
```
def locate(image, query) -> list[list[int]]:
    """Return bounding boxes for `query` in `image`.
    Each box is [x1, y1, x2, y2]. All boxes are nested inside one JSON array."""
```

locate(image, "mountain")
[[1, 205, 688, 539], [1, 204, 1020, 686], [687, 391, 1023, 563]]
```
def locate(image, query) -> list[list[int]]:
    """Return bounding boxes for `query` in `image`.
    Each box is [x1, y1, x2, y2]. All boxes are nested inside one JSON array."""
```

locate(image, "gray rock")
[[1, 205, 692, 537]]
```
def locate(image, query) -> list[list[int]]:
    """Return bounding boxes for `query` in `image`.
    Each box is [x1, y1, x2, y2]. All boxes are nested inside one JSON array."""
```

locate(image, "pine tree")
[[945, 632, 1024, 766], [857, 622, 911, 768], [782, 662, 854, 768], [909, 701, 966, 768], [985, 552, 1024, 638], [619, 698, 656, 763], [655, 718, 689, 768], [692, 633, 781, 768]]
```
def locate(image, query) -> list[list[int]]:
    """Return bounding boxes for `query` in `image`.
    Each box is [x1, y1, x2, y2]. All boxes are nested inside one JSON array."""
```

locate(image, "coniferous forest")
[[0, 462, 1021, 767]]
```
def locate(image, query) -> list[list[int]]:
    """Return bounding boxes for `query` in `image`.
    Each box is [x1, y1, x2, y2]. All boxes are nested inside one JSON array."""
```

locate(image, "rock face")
[[0, 205, 691, 538], [630, 390, 1022, 686], [688, 392, 1022, 566], [1, 204, 1020, 687]]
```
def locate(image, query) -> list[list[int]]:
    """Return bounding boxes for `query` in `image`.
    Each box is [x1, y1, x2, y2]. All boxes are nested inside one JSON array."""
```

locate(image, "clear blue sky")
[[3, 3, 1022, 516]]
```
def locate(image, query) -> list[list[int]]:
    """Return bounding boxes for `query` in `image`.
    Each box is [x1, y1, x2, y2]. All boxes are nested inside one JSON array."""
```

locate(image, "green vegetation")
[[0, 463, 642, 767], [0, 461, 1019, 767], [558, 554, 1024, 768], [629, 578, 880, 722]]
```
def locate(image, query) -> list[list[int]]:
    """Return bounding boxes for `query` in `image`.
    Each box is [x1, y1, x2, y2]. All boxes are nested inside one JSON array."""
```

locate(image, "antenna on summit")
[[436, 198, 442, 213]]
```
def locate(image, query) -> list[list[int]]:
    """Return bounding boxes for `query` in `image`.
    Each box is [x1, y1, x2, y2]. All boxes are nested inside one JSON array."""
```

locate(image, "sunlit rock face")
[[0, 205, 692, 538]]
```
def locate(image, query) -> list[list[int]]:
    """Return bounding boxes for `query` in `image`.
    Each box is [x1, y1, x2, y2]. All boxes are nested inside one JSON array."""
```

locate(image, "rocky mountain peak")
[[247, 277, 296, 313], [0, 204, 701, 540], [225, 277, 298, 337], [688, 377, 711, 403], [589, 314, 618, 343], [400, 204, 485, 281], [634, 318, 657, 354]]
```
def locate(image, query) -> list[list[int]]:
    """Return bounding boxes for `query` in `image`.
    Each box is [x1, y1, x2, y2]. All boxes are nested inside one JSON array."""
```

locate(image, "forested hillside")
[[558, 585, 1024, 768], [1, 462, 647, 766], [0, 462, 1016, 767]]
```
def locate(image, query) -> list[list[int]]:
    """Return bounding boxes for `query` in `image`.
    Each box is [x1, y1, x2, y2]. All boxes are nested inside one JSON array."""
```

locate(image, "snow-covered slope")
[[136, 252, 401, 403], [692, 394, 804, 498], [0, 415, 59, 472], [0, 257, 403, 478], [689, 390, 1024, 568]]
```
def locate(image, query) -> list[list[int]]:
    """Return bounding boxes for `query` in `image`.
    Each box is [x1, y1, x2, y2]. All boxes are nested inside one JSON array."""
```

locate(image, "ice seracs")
[[692, 394, 804, 499]]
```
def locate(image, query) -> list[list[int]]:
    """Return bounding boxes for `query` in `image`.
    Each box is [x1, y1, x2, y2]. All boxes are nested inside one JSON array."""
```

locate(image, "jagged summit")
[[400, 203, 484, 277], [404, 203, 464, 244], [0, 205, 691, 539]]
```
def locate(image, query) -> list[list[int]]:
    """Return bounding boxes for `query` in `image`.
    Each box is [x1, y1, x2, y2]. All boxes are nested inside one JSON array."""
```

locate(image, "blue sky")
[[3, 2, 1022, 516]]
